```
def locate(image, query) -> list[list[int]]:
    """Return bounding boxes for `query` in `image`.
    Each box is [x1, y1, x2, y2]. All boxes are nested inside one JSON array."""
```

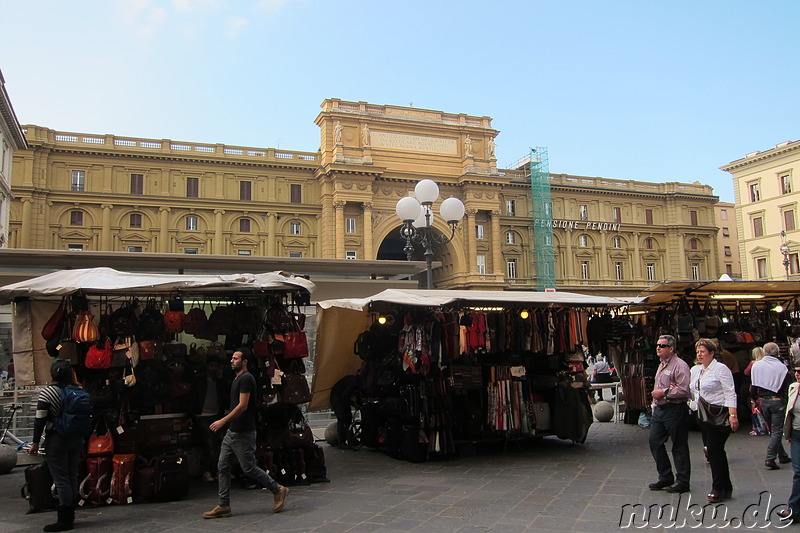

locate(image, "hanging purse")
[[73, 311, 99, 343], [280, 374, 312, 405], [85, 338, 112, 369], [123, 363, 137, 388], [87, 422, 115, 456], [41, 296, 67, 341]]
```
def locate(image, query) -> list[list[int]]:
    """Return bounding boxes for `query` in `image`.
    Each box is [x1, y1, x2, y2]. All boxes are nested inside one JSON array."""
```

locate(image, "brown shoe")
[[765, 460, 780, 470], [203, 505, 231, 519], [273, 485, 288, 513]]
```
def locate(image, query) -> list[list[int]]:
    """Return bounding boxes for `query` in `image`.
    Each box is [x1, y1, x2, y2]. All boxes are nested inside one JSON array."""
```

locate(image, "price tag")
[[116, 425, 124, 435], [301, 473, 307, 480], [127, 497, 133, 504], [106, 498, 113, 505], [281, 468, 286, 475], [78, 500, 85, 507]]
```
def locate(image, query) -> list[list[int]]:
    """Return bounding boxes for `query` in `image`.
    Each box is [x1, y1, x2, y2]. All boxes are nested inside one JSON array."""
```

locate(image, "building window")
[[290, 221, 301, 235], [720, 209, 728, 220], [756, 258, 767, 279], [580, 261, 590, 280], [186, 215, 198, 231], [130, 173, 143, 195], [544, 202, 552, 217], [645, 209, 653, 225], [722, 227, 730, 237], [67, 244, 84, 251], [129, 213, 142, 228], [476, 224, 484, 239], [544, 234, 552, 245], [689, 238, 698, 250], [690, 210, 698, 226], [345, 251, 357, 260], [785, 209, 796, 231], [186, 177, 199, 198], [290, 184, 302, 204], [644, 237, 654, 250], [507, 259, 517, 279], [613, 236, 621, 249], [646, 262, 656, 282], [128, 246, 143, 253], [615, 262, 624, 280], [71, 170, 85, 192], [781, 174, 792, 195], [69, 210, 83, 226], [753, 216, 764, 238], [506, 231, 515, 244], [238, 250, 252, 256], [749, 182, 761, 202], [725, 264, 733, 276], [477, 255, 486, 275], [791, 253, 800, 275], [239, 218, 251, 233], [506, 200, 515, 216], [579, 205, 588, 221], [691, 263, 700, 281], [289, 251, 302, 258], [724, 246, 732, 256], [184, 248, 198, 254], [345, 217, 356, 234], [579, 235, 588, 247], [613, 207, 621, 224], [240, 181, 252, 201]]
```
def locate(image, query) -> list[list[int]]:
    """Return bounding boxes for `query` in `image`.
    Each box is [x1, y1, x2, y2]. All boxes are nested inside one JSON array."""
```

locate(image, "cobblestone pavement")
[[0, 419, 796, 532]]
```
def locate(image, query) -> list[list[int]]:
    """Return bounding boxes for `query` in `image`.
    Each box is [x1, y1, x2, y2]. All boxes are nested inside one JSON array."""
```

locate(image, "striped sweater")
[[32, 385, 63, 444]]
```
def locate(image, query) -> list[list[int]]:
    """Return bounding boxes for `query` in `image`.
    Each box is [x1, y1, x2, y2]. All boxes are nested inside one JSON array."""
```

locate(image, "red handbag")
[[85, 339, 112, 369], [253, 339, 271, 358], [87, 431, 114, 456], [41, 297, 67, 340], [282, 331, 309, 359], [73, 311, 99, 343]]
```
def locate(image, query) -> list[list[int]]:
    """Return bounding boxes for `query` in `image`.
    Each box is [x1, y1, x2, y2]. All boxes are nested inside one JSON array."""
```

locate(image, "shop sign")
[[533, 218, 622, 232]]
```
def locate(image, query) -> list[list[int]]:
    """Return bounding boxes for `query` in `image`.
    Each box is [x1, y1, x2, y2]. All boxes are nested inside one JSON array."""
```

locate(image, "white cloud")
[[257, 0, 286, 12], [172, 0, 227, 12], [225, 16, 250, 38]]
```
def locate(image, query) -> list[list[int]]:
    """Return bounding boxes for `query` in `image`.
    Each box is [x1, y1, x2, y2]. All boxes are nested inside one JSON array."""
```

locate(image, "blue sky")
[[2, 0, 798, 203]]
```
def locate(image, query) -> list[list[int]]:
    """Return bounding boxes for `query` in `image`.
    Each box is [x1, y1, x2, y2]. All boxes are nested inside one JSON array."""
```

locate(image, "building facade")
[[722, 140, 800, 280], [0, 70, 27, 249], [9, 99, 720, 296], [714, 202, 742, 279]]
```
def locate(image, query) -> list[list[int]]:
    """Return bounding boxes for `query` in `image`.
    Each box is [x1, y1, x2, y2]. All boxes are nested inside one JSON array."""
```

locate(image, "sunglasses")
[[656, 344, 671, 349], [795, 369, 800, 373]]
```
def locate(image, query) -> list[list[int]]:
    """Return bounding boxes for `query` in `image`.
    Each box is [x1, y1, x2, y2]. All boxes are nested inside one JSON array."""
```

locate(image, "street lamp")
[[395, 179, 465, 289], [780, 230, 791, 280]]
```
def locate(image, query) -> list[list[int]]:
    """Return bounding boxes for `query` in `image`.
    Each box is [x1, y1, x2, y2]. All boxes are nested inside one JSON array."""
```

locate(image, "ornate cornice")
[[721, 140, 800, 172]]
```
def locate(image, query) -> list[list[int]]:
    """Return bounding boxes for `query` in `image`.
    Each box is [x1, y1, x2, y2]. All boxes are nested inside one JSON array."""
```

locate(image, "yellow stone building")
[[8, 99, 720, 296]]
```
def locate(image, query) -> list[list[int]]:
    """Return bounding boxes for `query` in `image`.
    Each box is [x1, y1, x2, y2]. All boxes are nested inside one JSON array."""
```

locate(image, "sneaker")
[[273, 485, 288, 513], [202, 505, 231, 519]]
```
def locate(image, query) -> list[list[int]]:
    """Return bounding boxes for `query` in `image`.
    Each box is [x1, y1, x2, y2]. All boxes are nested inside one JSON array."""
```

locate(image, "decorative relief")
[[341, 182, 354, 190], [362, 202, 373, 211], [333, 201, 346, 209], [486, 192, 495, 199], [471, 192, 483, 199], [357, 183, 368, 191]]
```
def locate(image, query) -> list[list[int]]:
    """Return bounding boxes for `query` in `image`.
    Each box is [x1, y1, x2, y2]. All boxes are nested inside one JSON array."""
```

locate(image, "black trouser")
[[649, 403, 691, 486], [701, 426, 732, 491], [45, 431, 84, 506], [594, 373, 613, 400], [330, 392, 352, 446]]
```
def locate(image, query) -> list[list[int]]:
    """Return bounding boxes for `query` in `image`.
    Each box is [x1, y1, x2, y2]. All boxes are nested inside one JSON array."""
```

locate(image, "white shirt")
[[691, 359, 737, 408]]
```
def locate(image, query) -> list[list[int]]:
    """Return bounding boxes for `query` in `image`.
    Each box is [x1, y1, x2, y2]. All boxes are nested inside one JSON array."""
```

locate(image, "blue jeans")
[[649, 403, 691, 485], [45, 431, 84, 506], [789, 428, 800, 513], [761, 397, 789, 461], [217, 429, 279, 507]]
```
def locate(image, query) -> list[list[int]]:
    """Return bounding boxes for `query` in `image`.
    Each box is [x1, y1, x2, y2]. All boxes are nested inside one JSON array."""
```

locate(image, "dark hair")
[[237, 347, 253, 363], [50, 359, 73, 385]]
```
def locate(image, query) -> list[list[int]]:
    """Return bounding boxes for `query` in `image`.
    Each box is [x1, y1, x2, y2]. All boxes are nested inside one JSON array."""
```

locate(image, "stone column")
[[266, 213, 276, 256], [214, 209, 224, 255], [678, 234, 688, 279], [159, 207, 170, 252], [490, 210, 503, 277], [334, 201, 346, 259], [466, 209, 477, 274], [20, 198, 32, 248], [363, 202, 373, 260], [599, 230, 609, 281], [101, 204, 112, 250]]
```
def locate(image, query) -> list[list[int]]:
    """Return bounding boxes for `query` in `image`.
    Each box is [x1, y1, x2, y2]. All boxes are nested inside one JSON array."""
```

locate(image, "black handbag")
[[697, 396, 731, 433]]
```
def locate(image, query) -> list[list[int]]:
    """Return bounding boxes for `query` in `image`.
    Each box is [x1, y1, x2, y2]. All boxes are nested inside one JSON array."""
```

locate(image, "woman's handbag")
[[41, 297, 67, 340], [87, 426, 114, 456], [280, 374, 312, 405], [73, 311, 99, 343], [283, 331, 309, 359], [697, 396, 731, 432], [85, 339, 112, 369]]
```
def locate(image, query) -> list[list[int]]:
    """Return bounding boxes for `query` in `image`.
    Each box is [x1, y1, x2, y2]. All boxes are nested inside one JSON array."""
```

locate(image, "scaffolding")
[[528, 147, 555, 291]]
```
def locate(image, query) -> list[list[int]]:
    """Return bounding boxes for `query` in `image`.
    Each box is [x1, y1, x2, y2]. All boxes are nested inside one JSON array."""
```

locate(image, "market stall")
[[311, 288, 631, 462], [616, 279, 800, 423], [0, 267, 327, 506]]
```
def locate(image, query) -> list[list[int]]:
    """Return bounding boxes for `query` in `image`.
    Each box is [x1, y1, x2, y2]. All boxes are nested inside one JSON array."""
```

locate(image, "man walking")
[[648, 335, 692, 493], [751, 342, 792, 469], [203, 348, 288, 519]]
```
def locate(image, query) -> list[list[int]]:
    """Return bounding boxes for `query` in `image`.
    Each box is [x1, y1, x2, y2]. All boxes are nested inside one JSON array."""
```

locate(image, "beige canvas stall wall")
[[12, 299, 56, 386], [309, 305, 371, 411]]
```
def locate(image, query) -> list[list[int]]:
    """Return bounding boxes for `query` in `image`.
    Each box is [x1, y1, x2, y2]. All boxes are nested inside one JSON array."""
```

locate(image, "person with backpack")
[[29, 359, 93, 532]]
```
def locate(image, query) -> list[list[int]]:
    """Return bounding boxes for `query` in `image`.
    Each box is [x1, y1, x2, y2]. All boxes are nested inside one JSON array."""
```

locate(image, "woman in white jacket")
[[779, 365, 800, 522]]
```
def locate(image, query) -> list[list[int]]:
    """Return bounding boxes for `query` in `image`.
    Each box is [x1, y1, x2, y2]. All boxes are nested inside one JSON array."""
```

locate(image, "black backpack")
[[137, 301, 166, 340], [52, 385, 94, 438], [354, 330, 378, 361]]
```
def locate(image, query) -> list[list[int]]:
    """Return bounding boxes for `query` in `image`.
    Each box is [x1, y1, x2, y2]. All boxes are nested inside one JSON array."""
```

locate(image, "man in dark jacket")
[[331, 374, 360, 449], [190, 356, 230, 482]]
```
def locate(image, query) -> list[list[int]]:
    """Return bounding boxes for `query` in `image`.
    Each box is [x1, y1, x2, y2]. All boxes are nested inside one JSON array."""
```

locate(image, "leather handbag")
[[697, 396, 731, 433], [87, 430, 115, 456], [57, 340, 79, 365], [41, 297, 67, 340], [282, 331, 309, 359], [138, 340, 156, 360], [280, 374, 312, 405], [85, 339, 112, 369], [73, 311, 99, 343]]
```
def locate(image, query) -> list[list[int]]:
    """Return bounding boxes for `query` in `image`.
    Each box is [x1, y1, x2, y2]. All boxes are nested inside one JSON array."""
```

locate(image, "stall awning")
[[0, 267, 315, 304], [317, 288, 632, 311], [633, 280, 800, 307]]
